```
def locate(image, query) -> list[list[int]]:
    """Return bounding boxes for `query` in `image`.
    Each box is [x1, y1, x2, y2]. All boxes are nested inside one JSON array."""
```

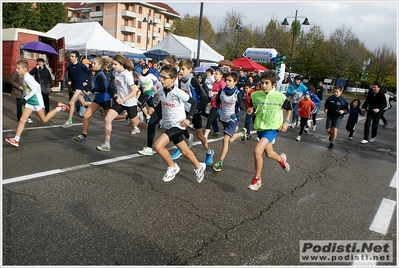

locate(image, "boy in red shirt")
[[296, 90, 315, 141]]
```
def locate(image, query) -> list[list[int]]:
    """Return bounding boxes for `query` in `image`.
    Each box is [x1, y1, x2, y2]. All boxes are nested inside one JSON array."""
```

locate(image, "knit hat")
[[305, 90, 312, 95]]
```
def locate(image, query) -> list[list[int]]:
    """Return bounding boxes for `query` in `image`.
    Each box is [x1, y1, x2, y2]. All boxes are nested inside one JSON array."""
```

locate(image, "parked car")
[[386, 91, 397, 102]]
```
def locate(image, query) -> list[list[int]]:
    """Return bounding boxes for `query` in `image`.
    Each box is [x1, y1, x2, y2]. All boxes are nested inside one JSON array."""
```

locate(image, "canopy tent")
[[47, 22, 144, 57], [149, 34, 224, 62], [231, 57, 269, 72]]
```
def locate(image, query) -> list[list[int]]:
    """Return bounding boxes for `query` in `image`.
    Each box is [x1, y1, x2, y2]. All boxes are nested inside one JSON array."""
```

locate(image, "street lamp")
[[234, 23, 243, 58], [282, 10, 310, 80], [142, 17, 156, 50]]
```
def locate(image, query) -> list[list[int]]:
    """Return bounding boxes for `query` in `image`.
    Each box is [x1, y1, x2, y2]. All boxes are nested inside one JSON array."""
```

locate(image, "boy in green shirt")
[[246, 71, 293, 191]]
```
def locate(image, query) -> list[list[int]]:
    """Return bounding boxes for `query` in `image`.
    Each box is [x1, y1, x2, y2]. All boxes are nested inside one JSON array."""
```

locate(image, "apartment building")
[[65, 2, 180, 50]]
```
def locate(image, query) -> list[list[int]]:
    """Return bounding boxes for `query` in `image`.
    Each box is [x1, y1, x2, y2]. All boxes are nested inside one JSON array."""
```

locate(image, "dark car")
[[387, 91, 397, 102]]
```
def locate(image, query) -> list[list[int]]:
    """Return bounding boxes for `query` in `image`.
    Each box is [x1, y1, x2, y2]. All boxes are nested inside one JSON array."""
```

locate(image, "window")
[[124, 34, 128, 41], [124, 19, 129, 26], [76, 12, 80, 18], [125, 4, 129, 10], [137, 36, 141, 44], [96, 6, 100, 11], [138, 21, 142, 29], [138, 6, 142, 14]]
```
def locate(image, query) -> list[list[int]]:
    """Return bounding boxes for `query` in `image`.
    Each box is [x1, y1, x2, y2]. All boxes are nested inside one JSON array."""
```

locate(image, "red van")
[[2, 28, 65, 91]]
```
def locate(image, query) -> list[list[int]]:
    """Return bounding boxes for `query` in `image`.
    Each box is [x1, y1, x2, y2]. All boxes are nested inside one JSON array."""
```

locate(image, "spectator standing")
[[236, 69, 248, 93], [29, 58, 53, 114], [9, 70, 32, 123], [204, 68, 215, 92], [360, 81, 387, 144], [149, 61, 160, 80], [324, 86, 349, 149]]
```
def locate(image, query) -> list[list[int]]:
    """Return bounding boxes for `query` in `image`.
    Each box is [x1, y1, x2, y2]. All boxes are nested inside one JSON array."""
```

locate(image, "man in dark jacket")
[[360, 81, 387, 144], [29, 58, 53, 114]]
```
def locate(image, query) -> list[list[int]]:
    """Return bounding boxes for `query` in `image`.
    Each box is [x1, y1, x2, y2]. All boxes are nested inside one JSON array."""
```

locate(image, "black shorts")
[[191, 113, 203, 129], [112, 103, 138, 119], [165, 127, 186, 145], [138, 94, 154, 109], [93, 99, 112, 110]]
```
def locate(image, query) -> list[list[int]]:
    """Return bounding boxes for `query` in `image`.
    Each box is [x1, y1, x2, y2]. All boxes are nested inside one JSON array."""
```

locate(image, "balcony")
[[164, 22, 172, 30], [152, 32, 160, 38], [121, 26, 136, 34], [121, 10, 137, 18], [90, 11, 103, 18], [123, 41, 136, 48], [154, 17, 161, 24]]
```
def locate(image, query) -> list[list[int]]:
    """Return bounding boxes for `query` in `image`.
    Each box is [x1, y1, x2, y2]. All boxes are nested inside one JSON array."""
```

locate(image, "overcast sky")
[[167, 1, 397, 53]]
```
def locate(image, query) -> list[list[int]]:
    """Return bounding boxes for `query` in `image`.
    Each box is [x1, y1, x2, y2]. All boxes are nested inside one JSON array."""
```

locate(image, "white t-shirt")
[[23, 73, 44, 108], [158, 85, 189, 130], [138, 73, 158, 96], [114, 69, 137, 107]]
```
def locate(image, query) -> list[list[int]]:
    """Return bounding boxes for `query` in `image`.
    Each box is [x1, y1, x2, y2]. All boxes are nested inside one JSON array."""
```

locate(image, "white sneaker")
[[312, 125, 316, 131], [130, 126, 140, 134], [163, 163, 180, 182], [138, 146, 154, 156], [62, 121, 73, 128], [369, 137, 375, 143], [27, 118, 33, 124], [187, 133, 194, 148], [194, 162, 206, 183], [360, 139, 369, 144], [137, 111, 144, 122], [296, 135, 301, 141]]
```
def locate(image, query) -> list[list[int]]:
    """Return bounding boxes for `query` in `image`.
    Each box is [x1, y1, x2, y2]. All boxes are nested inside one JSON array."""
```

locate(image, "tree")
[[370, 44, 397, 88], [2, 3, 69, 32], [173, 14, 216, 46]]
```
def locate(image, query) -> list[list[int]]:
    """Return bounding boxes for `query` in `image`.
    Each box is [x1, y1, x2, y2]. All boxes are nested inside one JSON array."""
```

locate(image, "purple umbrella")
[[193, 65, 212, 72], [21, 41, 58, 55]]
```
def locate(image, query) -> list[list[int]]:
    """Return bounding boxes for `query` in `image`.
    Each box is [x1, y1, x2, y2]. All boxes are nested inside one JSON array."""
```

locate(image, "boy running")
[[5, 60, 69, 147], [246, 71, 292, 191], [153, 64, 206, 183], [212, 72, 247, 172]]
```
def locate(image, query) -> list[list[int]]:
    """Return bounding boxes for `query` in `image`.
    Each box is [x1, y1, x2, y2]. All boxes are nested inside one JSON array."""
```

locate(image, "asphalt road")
[[2, 90, 397, 265]]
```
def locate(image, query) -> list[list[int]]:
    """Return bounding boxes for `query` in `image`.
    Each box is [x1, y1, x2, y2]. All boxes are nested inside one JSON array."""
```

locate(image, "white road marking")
[[389, 171, 397, 188], [2, 169, 65, 185], [369, 198, 396, 235]]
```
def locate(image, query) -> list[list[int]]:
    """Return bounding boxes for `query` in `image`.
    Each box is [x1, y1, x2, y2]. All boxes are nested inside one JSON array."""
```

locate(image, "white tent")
[[149, 34, 224, 62], [47, 22, 144, 57]]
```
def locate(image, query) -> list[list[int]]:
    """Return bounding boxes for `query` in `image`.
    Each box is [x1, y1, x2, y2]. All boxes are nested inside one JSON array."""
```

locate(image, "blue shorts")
[[326, 117, 342, 129], [257, 129, 279, 143], [222, 120, 239, 137]]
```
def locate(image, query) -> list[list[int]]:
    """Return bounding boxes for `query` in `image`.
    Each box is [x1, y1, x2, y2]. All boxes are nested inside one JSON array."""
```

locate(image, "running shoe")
[[146, 116, 151, 124], [212, 161, 222, 172], [312, 125, 316, 131], [360, 139, 369, 144], [138, 146, 154, 156], [163, 163, 180, 182], [137, 111, 144, 122], [304, 128, 309, 134], [240, 128, 247, 141], [296, 135, 301, 141], [5, 137, 19, 147], [369, 137, 375, 143], [96, 142, 111, 151], [195, 162, 206, 183], [73, 134, 86, 144], [248, 176, 262, 191], [62, 121, 73, 128], [126, 116, 131, 126], [131, 126, 140, 134], [328, 142, 335, 149], [57, 102, 70, 112], [171, 148, 182, 160], [27, 118, 33, 124], [279, 153, 290, 172], [205, 149, 214, 165]]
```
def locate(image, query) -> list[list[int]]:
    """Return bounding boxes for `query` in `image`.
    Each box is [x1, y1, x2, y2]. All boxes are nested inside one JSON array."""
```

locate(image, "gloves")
[[230, 113, 237, 120], [20, 98, 26, 105]]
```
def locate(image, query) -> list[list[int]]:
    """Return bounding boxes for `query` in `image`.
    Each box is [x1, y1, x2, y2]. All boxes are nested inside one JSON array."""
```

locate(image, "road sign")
[[360, 73, 368, 80]]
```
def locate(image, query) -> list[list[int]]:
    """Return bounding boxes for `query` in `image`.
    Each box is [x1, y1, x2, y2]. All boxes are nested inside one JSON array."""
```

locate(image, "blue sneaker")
[[171, 148, 182, 160], [205, 149, 214, 165]]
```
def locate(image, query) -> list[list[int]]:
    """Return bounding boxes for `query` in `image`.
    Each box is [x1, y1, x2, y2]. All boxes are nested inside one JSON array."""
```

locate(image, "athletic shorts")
[[112, 103, 137, 119], [165, 127, 185, 145], [326, 117, 342, 129], [93, 99, 112, 110], [257, 129, 279, 143], [138, 94, 154, 109], [221, 120, 239, 137], [24, 103, 44, 112], [191, 113, 203, 129]]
